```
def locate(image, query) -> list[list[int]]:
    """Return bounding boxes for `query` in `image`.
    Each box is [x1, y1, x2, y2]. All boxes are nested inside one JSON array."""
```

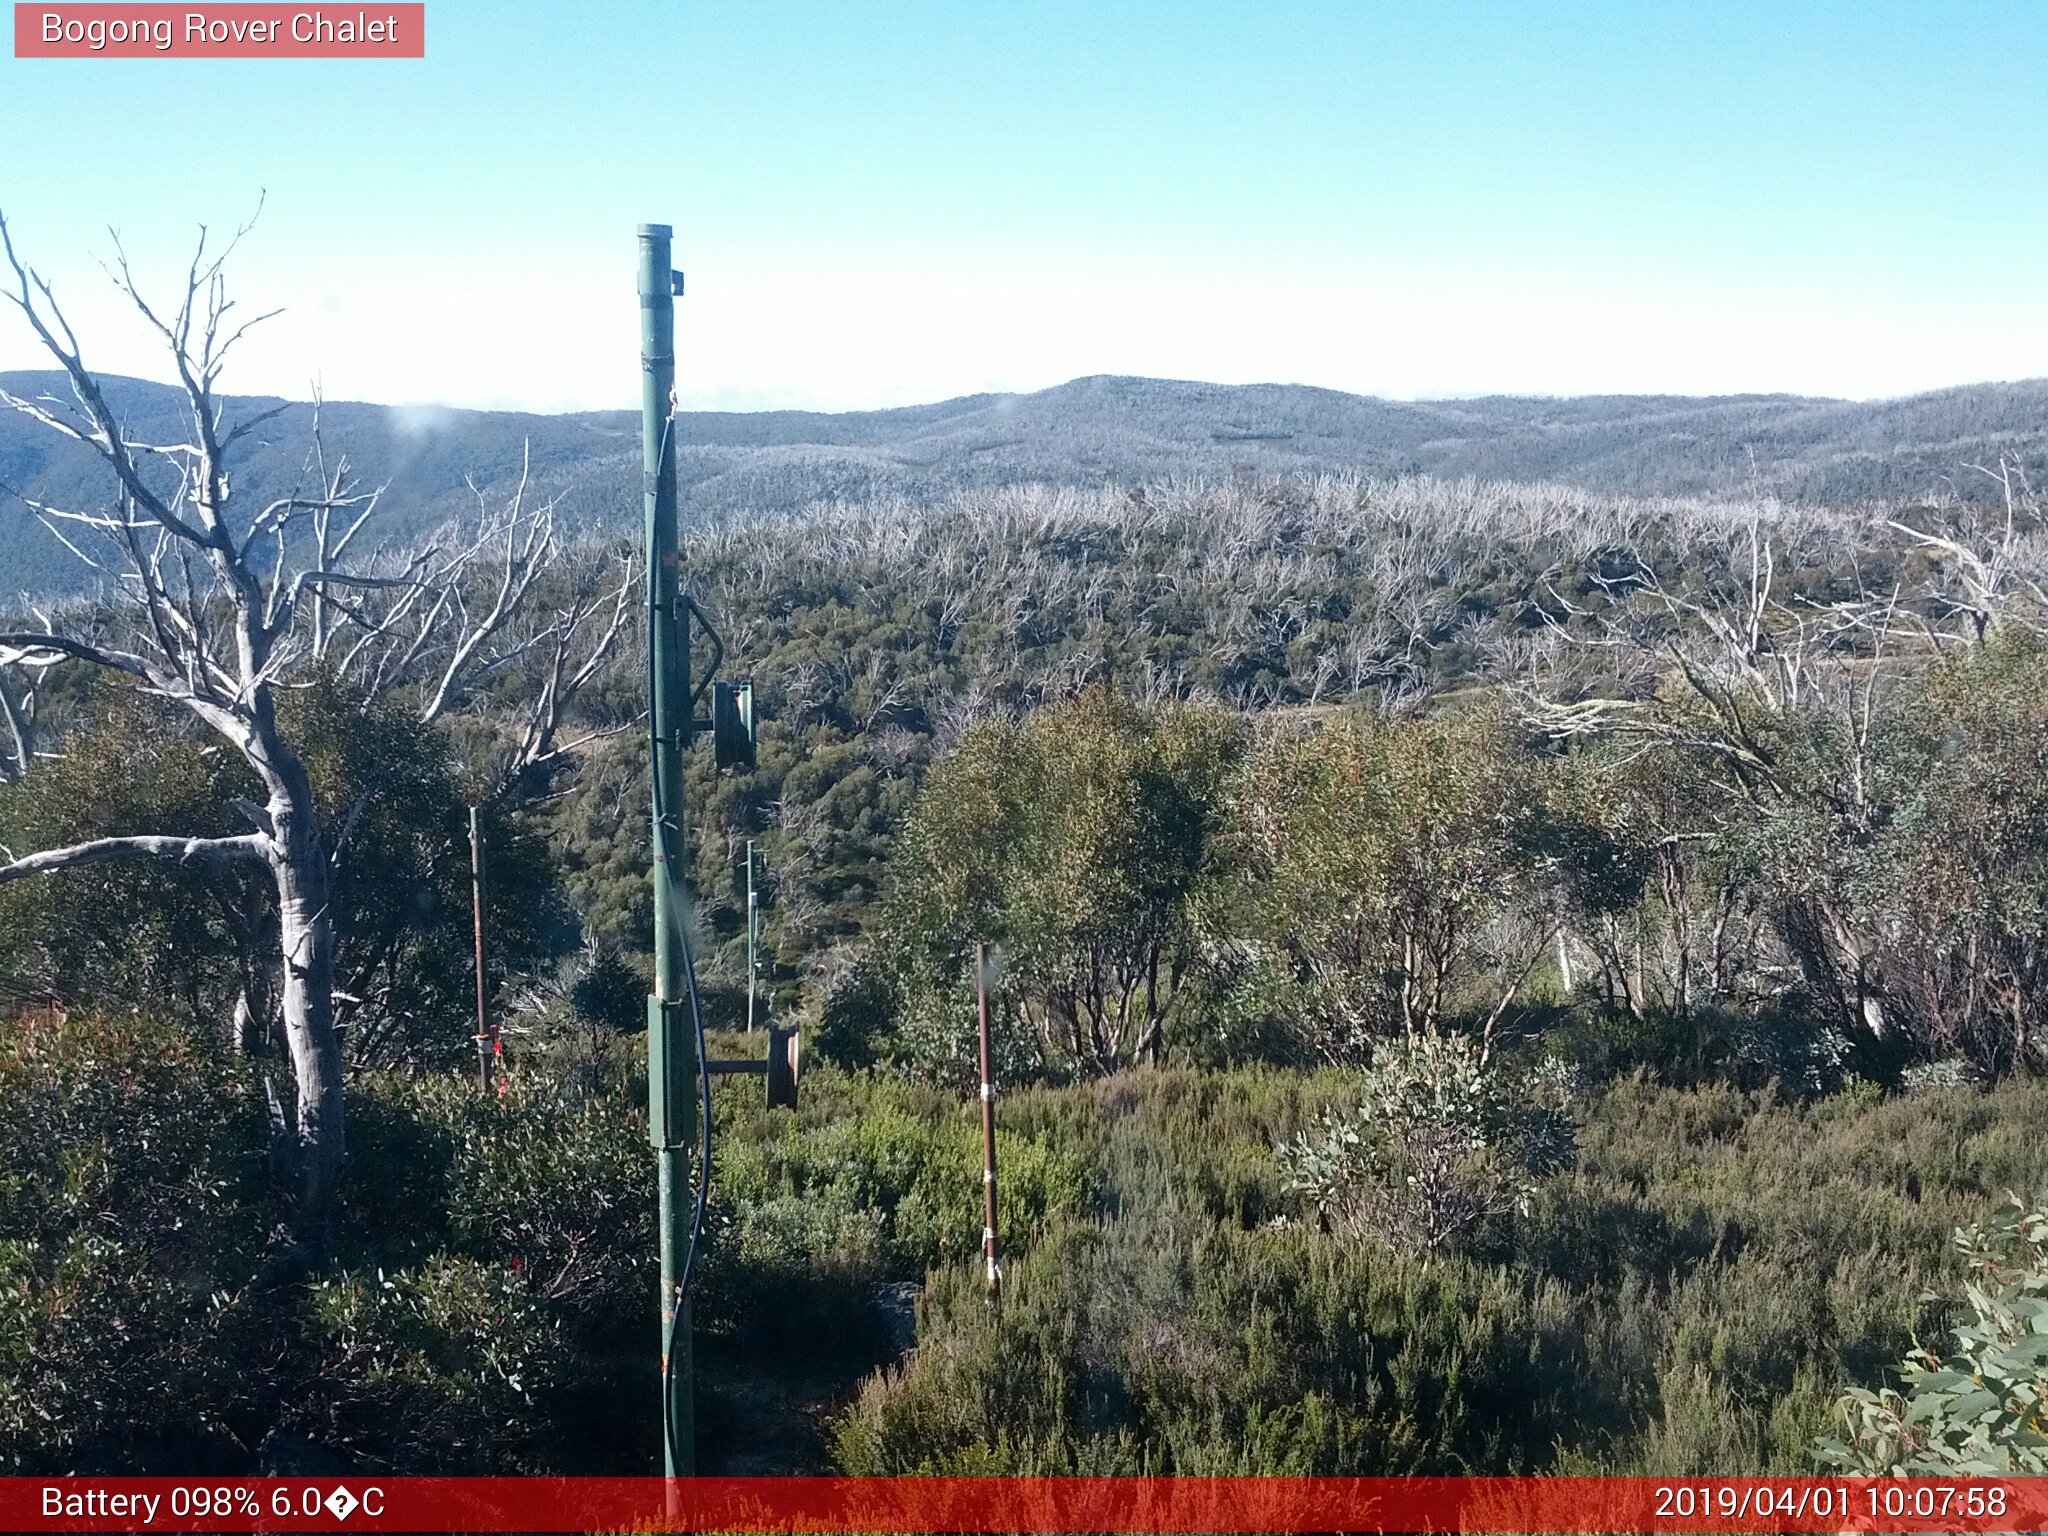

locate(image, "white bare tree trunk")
[[263, 742, 345, 1241]]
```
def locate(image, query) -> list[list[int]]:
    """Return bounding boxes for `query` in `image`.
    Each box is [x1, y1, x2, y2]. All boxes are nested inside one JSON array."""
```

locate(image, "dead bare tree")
[[1891, 456, 2048, 645], [0, 212, 630, 1257], [0, 658, 40, 783], [1517, 512, 1929, 1044]]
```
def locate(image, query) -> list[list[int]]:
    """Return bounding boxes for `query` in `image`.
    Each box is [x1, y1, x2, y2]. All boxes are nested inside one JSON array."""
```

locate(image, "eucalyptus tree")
[[1213, 707, 1582, 1065], [1521, 497, 2048, 1066], [0, 213, 631, 1255], [873, 689, 1240, 1079]]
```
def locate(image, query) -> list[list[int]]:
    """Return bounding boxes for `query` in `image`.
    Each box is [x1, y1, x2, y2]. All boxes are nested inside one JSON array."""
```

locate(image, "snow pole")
[[640, 222, 697, 1479]]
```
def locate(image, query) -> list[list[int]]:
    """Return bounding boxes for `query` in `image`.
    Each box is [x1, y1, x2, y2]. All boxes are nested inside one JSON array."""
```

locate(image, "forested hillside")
[[9, 369, 2048, 597], [5, 456, 2047, 1478]]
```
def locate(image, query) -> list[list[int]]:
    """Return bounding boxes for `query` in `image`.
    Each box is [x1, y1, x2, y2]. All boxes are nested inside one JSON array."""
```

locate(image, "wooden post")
[[977, 941, 1001, 1316], [745, 838, 758, 1033], [469, 805, 490, 1091]]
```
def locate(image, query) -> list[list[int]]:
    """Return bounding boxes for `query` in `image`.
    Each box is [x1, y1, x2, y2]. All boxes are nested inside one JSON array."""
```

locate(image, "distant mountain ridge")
[[6, 370, 2048, 597]]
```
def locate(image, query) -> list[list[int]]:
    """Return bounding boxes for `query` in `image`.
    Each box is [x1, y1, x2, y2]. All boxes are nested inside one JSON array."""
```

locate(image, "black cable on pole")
[[658, 921, 710, 1478], [647, 414, 714, 1476]]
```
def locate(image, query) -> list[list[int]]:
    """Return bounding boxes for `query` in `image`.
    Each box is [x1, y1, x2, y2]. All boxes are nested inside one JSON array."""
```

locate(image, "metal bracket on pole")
[[647, 996, 696, 1150], [711, 680, 756, 771], [703, 1022, 801, 1110]]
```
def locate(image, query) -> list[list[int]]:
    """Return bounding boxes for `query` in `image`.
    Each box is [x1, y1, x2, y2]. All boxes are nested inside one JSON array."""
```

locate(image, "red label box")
[[14, 3, 424, 56]]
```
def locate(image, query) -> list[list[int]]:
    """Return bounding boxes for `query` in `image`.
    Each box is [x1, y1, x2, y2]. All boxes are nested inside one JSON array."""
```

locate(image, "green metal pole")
[[640, 222, 695, 1478]]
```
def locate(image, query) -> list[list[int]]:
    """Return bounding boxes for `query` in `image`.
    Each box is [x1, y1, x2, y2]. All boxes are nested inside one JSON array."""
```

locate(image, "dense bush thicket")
[[14, 473, 2039, 1075], [0, 677, 561, 1068], [547, 476, 1881, 1001], [0, 1011, 655, 1473], [835, 1067, 2048, 1476], [840, 634, 2048, 1088], [525, 473, 2045, 1056], [7, 1004, 2043, 1477]]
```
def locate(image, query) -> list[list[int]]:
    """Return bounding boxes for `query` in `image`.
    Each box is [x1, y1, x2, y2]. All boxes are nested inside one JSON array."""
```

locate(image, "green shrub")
[[0, 1017, 659, 1475], [712, 1067, 1095, 1278], [323, 1068, 658, 1470], [835, 1213, 1607, 1475], [1817, 1194, 2048, 1474], [835, 1068, 2048, 1478], [299, 1256, 574, 1472], [1278, 1032, 1575, 1254], [0, 1013, 282, 1473], [9, 1001, 2046, 1479]]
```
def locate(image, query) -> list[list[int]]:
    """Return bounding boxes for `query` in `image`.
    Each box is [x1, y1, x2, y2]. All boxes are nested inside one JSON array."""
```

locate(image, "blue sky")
[[2, 1, 2045, 410]]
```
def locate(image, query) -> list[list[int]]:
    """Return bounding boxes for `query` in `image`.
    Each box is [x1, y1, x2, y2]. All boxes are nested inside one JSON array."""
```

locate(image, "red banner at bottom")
[[8, 1475, 2046, 1533]]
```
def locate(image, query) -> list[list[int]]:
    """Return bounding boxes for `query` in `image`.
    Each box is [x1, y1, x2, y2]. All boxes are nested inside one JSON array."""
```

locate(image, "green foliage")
[[300, 1256, 574, 1472], [1817, 1194, 2048, 1474], [864, 690, 1241, 1081], [0, 688, 251, 1018], [323, 1067, 667, 1473], [0, 1012, 281, 1472], [9, 456, 2048, 1484], [1572, 632, 2048, 1082], [834, 1213, 1608, 1476], [8, 1001, 2048, 1477], [1869, 639, 2048, 1073], [1211, 708, 1584, 1061], [707, 1067, 1094, 1315], [835, 1066, 2048, 1477], [283, 677, 567, 1068], [539, 474, 1725, 1028], [1279, 1032, 1576, 1254], [410, 1075, 653, 1321], [516, 476, 2048, 1097], [0, 676, 562, 1067], [0, 1009, 660, 1475]]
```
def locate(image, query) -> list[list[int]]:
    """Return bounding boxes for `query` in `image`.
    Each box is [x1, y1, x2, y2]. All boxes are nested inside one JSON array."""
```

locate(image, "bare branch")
[[0, 663, 34, 783], [0, 629, 159, 682], [0, 831, 268, 886]]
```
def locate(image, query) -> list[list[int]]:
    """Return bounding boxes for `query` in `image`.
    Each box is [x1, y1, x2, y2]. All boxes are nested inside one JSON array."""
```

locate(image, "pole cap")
[[638, 223, 673, 240]]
